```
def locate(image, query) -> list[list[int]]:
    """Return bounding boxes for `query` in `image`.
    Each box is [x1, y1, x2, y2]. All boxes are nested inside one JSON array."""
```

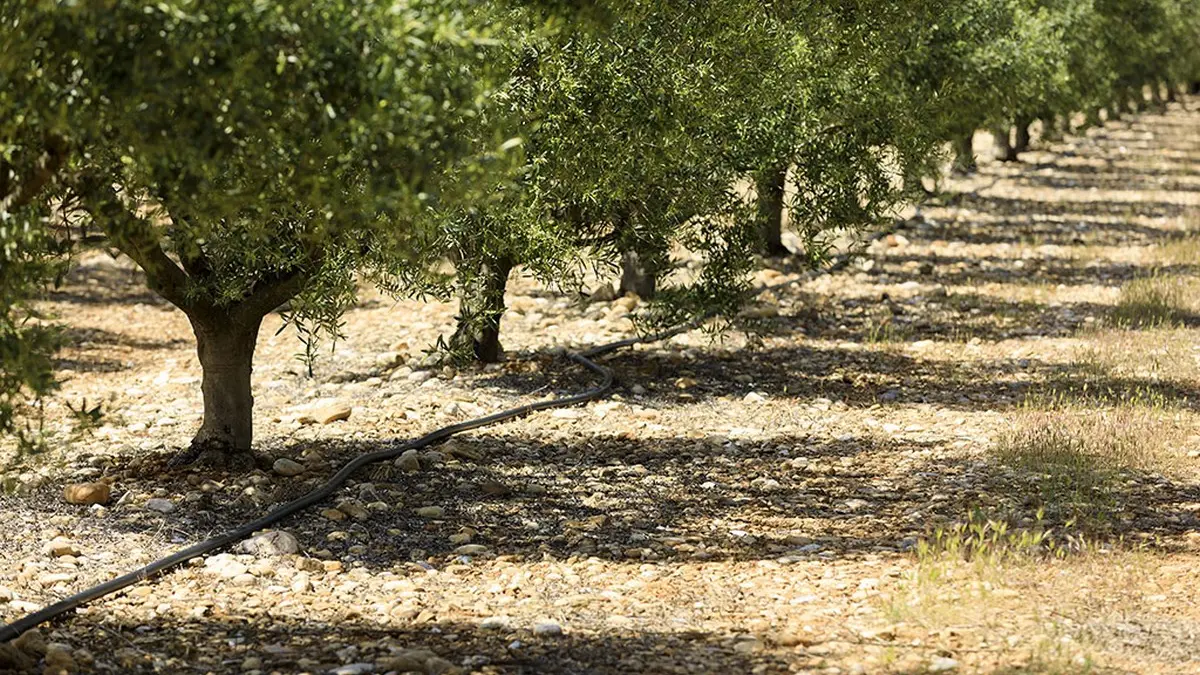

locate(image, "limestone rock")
[[415, 506, 444, 518], [240, 531, 300, 557], [144, 498, 175, 513], [273, 458, 305, 477], [395, 449, 421, 473], [44, 538, 80, 558], [299, 400, 352, 425], [63, 482, 110, 505]]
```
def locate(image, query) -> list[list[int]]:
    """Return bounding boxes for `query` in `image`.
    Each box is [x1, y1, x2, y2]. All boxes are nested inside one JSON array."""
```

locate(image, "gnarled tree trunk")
[[755, 164, 789, 257], [189, 312, 262, 454], [451, 255, 514, 363], [952, 133, 976, 174], [993, 125, 1017, 162], [619, 249, 657, 299], [1013, 117, 1033, 154]]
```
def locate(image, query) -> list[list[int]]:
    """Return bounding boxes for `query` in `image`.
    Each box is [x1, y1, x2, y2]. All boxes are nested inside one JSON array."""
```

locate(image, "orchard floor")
[[5, 102, 1200, 674]]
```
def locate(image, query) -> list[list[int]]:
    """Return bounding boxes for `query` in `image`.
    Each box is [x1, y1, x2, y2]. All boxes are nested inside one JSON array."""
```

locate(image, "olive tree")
[[2, 0, 505, 464], [443, 0, 792, 361]]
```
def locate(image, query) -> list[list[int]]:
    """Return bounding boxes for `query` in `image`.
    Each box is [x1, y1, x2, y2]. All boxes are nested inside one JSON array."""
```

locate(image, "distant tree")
[[444, 1, 789, 361]]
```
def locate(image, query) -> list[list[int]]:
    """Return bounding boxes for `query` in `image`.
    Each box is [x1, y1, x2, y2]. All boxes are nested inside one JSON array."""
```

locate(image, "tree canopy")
[[2, 0, 1199, 461]]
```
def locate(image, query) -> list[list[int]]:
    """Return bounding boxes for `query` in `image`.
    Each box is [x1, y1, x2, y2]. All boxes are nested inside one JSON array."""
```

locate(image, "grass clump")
[[994, 409, 1185, 527], [1108, 275, 1195, 328]]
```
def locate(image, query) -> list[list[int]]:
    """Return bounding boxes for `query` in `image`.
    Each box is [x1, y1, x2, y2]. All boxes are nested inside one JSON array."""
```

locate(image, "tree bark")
[[1150, 83, 1165, 109], [619, 249, 657, 299], [993, 125, 1017, 162], [755, 164, 789, 256], [952, 133, 976, 174], [189, 312, 262, 456], [1013, 117, 1033, 154], [451, 255, 513, 363]]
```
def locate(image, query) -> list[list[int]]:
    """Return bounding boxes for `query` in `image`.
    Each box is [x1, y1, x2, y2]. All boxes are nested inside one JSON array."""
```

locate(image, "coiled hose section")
[[0, 327, 694, 643]]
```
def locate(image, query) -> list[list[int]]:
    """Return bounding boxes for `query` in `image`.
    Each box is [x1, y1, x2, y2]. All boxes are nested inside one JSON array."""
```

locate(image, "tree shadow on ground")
[[60, 326, 191, 352], [36, 615, 796, 674], [1015, 160, 1200, 180], [872, 252, 1200, 290], [46, 257, 167, 308], [1010, 170, 1200, 194], [935, 192, 1191, 227], [6, 425, 1197, 614], [481, 340, 1200, 414]]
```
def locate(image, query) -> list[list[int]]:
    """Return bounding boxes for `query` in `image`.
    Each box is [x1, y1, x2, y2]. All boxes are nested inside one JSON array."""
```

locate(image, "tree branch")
[[77, 175, 194, 311], [0, 135, 69, 213], [234, 267, 312, 322]]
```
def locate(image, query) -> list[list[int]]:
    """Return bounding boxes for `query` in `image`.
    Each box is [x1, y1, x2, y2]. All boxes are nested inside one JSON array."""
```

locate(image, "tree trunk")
[[1166, 82, 1178, 103], [619, 249, 657, 299], [952, 133, 976, 174], [1013, 117, 1033, 154], [189, 312, 262, 456], [993, 125, 1017, 162], [1150, 83, 1165, 109], [755, 164, 789, 257], [1191, 81, 1200, 95], [1041, 115, 1061, 142], [451, 256, 513, 363]]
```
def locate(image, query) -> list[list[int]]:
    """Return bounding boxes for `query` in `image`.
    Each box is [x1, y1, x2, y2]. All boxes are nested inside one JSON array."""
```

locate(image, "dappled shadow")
[[60, 326, 190, 352], [872, 252, 1200, 289], [938, 192, 1191, 224], [20, 615, 795, 674], [1010, 170, 1200, 194], [478, 340, 1200, 413], [46, 257, 167, 307]]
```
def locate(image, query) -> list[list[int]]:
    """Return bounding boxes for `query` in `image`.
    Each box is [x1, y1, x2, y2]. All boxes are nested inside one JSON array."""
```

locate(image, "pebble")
[[300, 400, 353, 425], [479, 480, 512, 496], [44, 538, 80, 558], [480, 616, 510, 631], [395, 449, 421, 473], [532, 620, 563, 637], [929, 656, 959, 672], [204, 554, 250, 578], [415, 506, 445, 518], [63, 482, 110, 505], [43, 642, 75, 672], [240, 531, 300, 556], [377, 650, 455, 675], [453, 544, 489, 556], [337, 500, 370, 520], [321, 508, 347, 522], [273, 458, 305, 477], [291, 573, 312, 593], [330, 663, 375, 675], [144, 498, 175, 513]]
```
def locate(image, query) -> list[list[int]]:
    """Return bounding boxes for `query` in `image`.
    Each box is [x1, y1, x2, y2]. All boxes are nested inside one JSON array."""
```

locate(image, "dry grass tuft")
[[995, 408, 1188, 525], [1108, 275, 1198, 328], [1151, 234, 1200, 266]]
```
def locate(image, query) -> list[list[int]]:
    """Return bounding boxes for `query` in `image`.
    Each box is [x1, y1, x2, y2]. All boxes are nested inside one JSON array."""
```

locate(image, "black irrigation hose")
[[0, 324, 713, 643], [0, 244, 871, 643]]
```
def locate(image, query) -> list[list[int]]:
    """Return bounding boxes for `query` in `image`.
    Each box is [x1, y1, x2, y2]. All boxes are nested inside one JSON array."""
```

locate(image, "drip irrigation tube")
[[0, 329, 682, 643], [0, 241, 875, 643]]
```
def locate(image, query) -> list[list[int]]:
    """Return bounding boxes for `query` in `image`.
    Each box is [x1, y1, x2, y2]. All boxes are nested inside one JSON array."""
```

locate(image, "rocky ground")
[[3, 101, 1200, 674]]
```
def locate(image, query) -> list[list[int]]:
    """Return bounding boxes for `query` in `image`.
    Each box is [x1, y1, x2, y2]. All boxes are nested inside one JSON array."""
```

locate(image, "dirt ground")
[[3, 100, 1200, 674]]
